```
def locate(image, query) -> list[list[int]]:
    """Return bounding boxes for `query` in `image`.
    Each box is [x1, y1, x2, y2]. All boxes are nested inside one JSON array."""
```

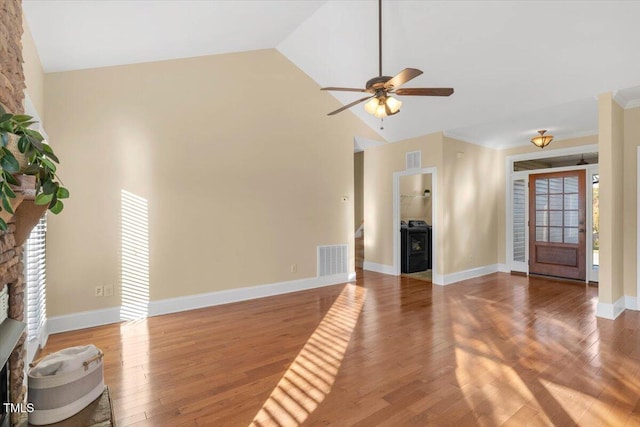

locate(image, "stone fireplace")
[[0, 0, 43, 425]]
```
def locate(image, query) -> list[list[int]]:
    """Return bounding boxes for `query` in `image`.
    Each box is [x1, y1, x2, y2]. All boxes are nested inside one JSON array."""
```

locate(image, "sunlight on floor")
[[120, 190, 150, 320], [250, 284, 366, 427]]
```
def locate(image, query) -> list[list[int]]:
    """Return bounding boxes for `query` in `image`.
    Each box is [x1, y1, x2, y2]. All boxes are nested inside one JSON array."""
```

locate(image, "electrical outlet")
[[290, 264, 297, 273], [94, 286, 103, 297], [104, 284, 114, 297]]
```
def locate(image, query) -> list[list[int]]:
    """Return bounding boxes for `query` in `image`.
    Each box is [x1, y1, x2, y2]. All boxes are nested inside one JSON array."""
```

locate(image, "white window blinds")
[[25, 215, 47, 341]]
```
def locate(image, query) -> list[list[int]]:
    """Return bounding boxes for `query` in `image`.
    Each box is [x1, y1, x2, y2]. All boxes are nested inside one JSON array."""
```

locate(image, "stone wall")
[[0, 0, 26, 115], [0, 1, 28, 425], [1, 225, 25, 425]]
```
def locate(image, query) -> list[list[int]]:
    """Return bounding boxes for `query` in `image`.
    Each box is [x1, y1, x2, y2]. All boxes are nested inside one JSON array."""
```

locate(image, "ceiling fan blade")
[[321, 87, 368, 93], [394, 88, 454, 96], [327, 95, 374, 116], [384, 68, 423, 90]]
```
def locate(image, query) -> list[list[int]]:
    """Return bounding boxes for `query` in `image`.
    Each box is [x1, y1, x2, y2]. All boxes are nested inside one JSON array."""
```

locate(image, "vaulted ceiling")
[[23, 0, 640, 148]]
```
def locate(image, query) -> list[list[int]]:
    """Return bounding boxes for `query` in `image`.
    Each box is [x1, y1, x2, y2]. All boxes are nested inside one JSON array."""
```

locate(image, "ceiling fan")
[[322, 0, 454, 118]]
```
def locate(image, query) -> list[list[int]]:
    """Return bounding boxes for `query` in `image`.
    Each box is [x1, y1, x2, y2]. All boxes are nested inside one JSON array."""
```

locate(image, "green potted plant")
[[0, 105, 68, 230]]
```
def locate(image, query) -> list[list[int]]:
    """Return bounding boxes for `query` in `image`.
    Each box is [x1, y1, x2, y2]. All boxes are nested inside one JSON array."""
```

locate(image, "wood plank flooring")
[[39, 271, 640, 426]]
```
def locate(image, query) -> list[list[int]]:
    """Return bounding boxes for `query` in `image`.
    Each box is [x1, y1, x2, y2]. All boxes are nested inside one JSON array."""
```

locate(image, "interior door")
[[529, 170, 586, 280]]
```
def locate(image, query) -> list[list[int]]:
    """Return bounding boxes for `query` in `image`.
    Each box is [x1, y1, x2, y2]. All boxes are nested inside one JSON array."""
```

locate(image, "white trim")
[[498, 263, 509, 273], [348, 271, 356, 281], [363, 261, 395, 275], [596, 296, 626, 320], [625, 296, 639, 311], [47, 274, 352, 334], [48, 307, 121, 334], [25, 319, 48, 366], [392, 167, 440, 285], [440, 264, 499, 286], [637, 147, 640, 306]]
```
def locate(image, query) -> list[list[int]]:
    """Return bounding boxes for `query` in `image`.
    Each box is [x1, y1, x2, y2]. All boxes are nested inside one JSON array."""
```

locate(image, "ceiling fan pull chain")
[[380, 117, 384, 130]]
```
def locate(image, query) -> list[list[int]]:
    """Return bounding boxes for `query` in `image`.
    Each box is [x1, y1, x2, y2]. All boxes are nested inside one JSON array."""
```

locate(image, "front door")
[[529, 170, 586, 280]]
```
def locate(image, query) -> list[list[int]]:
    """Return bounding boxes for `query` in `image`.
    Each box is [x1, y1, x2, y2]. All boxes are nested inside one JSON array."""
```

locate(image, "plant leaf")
[[28, 135, 44, 152], [48, 194, 58, 209], [40, 158, 56, 172], [0, 217, 7, 231], [0, 133, 7, 147], [17, 135, 28, 153], [23, 164, 39, 175], [42, 144, 60, 163], [4, 173, 18, 186], [3, 185, 15, 199], [50, 200, 64, 214], [43, 179, 57, 195], [0, 154, 19, 173], [12, 115, 33, 123], [1, 195, 13, 215], [0, 115, 11, 124], [0, 105, 5, 116], [35, 192, 53, 205], [56, 187, 69, 199]]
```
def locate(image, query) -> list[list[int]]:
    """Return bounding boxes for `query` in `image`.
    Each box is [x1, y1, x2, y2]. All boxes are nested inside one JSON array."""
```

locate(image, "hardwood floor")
[[40, 271, 640, 426]]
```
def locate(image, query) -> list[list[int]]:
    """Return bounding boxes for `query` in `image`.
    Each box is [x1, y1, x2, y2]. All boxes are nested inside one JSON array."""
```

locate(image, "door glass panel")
[[512, 179, 525, 262], [564, 176, 579, 193], [536, 211, 548, 226], [565, 227, 579, 244], [549, 178, 563, 193], [549, 194, 563, 210], [536, 227, 548, 242], [564, 211, 578, 227], [536, 179, 548, 194], [549, 211, 562, 227], [564, 193, 578, 210], [549, 227, 563, 242], [536, 195, 548, 209]]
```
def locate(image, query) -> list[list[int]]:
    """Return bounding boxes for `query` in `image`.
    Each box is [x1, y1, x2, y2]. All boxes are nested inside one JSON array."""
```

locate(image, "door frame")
[[392, 167, 441, 284], [505, 143, 599, 282]]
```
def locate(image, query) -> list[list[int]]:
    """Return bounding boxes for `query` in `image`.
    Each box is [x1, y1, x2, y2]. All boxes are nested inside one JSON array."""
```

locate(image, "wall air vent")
[[318, 244, 348, 276], [406, 151, 421, 170]]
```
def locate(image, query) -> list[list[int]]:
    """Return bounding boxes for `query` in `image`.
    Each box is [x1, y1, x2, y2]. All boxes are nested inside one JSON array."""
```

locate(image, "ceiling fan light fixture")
[[531, 130, 553, 149], [364, 97, 381, 115], [364, 95, 402, 118], [386, 96, 402, 114]]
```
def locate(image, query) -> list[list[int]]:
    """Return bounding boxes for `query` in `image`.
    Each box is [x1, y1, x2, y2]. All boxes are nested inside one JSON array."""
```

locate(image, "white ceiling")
[[23, 0, 640, 149]]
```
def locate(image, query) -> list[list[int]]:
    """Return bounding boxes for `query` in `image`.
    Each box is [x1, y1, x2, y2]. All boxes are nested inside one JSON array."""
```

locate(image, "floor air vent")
[[318, 244, 348, 276]]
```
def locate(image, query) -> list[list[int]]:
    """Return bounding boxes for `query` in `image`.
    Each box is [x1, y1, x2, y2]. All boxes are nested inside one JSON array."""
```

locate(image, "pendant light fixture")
[[531, 130, 553, 149], [577, 154, 589, 165]]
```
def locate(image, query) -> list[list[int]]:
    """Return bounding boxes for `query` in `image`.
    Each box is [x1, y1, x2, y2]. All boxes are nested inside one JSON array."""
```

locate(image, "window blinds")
[[25, 215, 47, 341]]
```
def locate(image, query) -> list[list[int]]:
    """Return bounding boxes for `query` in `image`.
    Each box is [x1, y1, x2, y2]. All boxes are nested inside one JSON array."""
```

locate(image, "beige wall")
[[441, 137, 500, 274], [363, 133, 500, 276], [623, 107, 640, 297], [21, 18, 44, 120], [598, 93, 624, 304], [354, 151, 364, 231], [400, 173, 432, 224], [44, 49, 381, 317], [364, 133, 443, 270]]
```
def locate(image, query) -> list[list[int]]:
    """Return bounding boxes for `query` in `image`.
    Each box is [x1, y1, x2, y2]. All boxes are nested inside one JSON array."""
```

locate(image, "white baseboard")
[[48, 307, 121, 334], [363, 261, 395, 275], [596, 296, 626, 319], [148, 273, 349, 317], [498, 263, 509, 273], [348, 271, 357, 281], [441, 264, 499, 286], [47, 273, 351, 335], [625, 296, 639, 311]]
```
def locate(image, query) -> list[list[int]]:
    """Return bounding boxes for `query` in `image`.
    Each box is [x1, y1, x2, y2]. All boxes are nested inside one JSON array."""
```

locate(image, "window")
[[25, 216, 46, 341]]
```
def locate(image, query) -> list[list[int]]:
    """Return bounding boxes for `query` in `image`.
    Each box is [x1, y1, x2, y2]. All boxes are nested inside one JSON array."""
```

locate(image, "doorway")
[[392, 167, 439, 284], [399, 173, 433, 281], [529, 170, 586, 280]]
